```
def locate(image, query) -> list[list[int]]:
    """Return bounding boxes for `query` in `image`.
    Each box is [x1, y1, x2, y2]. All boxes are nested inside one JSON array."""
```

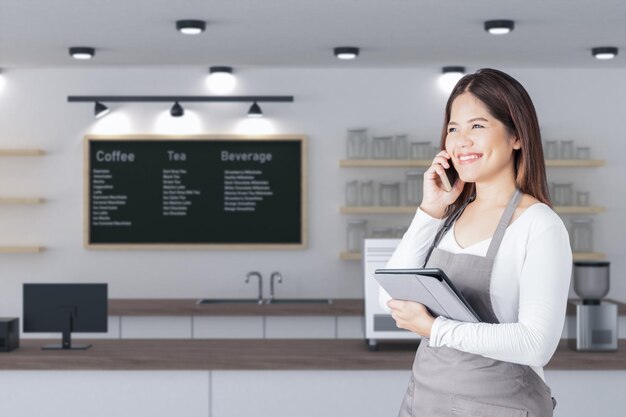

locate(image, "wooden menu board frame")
[[84, 134, 307, 250]]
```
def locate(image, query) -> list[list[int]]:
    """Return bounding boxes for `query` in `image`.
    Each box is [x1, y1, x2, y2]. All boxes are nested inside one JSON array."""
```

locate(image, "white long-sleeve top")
[[380, 203, 572, 381]]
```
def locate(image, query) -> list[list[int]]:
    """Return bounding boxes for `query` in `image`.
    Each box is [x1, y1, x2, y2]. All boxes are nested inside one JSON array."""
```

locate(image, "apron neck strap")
[[485, 188, 523, 259], [421, 193, 476, 268]]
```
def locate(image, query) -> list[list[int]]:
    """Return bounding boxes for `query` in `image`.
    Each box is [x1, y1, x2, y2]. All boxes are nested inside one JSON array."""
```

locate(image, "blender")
[[570, 261, 618, 351]]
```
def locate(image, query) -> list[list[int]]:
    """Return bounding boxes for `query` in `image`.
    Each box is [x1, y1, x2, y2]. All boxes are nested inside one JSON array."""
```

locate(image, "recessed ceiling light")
[[438, 66, 466, 93], [207, 66, 236, 94], [592, 47, 618, 60], [247, 102, 263, 118], [69, 47, 95, 60], [334, 47, 360, 60], [484, 20, 515, 35], [176, 20, 206, 35]]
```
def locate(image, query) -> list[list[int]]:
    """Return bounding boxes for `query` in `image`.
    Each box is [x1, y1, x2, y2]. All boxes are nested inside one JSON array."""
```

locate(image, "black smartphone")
[[440, 163, 458, 192]]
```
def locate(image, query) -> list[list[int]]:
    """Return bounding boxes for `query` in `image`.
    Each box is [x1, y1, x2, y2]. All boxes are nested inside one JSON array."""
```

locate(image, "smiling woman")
[[382, 69, 571, 417]]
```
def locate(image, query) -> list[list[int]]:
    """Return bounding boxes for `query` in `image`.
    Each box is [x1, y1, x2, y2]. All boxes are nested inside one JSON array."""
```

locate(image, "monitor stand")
[[41, 308, 93, 350]]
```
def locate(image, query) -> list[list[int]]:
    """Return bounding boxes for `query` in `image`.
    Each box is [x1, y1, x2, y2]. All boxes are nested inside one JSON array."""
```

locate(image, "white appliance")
[[363, 238, 420, 351]]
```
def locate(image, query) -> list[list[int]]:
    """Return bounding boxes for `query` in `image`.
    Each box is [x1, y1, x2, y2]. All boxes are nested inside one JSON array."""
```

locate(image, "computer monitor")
[[23, 283, 108, 350]]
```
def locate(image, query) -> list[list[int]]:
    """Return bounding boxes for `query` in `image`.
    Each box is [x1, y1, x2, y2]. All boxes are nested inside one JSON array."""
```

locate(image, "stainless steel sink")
[[196, 299, 262, 305], [267, 299, 333, 304]]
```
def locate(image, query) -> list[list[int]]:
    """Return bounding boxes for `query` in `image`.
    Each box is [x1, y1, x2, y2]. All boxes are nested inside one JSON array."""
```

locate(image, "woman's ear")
[[512, 137, 522, 150]]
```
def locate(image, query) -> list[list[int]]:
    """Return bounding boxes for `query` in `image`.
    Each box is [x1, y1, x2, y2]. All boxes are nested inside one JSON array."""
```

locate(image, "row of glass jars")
[[346, 219, 407, 253], [346, 172, 424, 206], [346, 217, 595, 254], [347, 128, 437, 160], [549, 182, 592, 206], [543, 140, 591, 160]]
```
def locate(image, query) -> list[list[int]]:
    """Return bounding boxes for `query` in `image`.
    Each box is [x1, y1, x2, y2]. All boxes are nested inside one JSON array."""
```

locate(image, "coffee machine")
[[570, 261, 618, 351]]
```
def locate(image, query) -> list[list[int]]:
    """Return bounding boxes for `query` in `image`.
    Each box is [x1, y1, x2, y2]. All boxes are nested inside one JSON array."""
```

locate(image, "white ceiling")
[[0, 0, 624, 69]]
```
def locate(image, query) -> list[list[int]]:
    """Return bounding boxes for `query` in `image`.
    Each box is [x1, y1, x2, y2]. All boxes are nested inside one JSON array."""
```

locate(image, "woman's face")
[[445, 92, 520, 184]]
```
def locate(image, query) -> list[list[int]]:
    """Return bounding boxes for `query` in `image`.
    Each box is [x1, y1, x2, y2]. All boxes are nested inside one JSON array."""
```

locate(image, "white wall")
[[0, 67, 624, 317]]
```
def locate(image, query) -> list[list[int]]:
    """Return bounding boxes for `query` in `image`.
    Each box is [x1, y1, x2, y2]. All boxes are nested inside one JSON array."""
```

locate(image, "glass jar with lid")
[[560, 140, 575, 160], [576, 147, 591, 160], [371, 227, 395, 238], [576, 191, 590, 207], [345, 180, 359, 206], [570, 218, 593, 253], [360, 180, 375, 206], [552, 182, 573, 206], [379, 181, 400, 206], [346, 219, 367, 253], [410, 141, 432, 160], [544, 141, 559, 160], [346, 128, 369, 159], [405, 170, 423, 206], [394, 134, 409, 159], [372, 136, 394, 159]]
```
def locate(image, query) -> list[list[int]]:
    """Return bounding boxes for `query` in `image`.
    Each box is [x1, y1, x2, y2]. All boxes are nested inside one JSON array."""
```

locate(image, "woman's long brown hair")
[[440, 68, 552, 217]]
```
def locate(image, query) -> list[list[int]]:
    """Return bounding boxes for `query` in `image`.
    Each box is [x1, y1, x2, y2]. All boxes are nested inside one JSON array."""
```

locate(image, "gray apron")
[[398, 189, 556, 417]]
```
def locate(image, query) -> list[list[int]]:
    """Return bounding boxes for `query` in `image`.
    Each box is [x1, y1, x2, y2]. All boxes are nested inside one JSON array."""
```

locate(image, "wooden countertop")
[[1, 339, 625, 371], [108, 298, 625, 317], [109, 298, 363, 316]]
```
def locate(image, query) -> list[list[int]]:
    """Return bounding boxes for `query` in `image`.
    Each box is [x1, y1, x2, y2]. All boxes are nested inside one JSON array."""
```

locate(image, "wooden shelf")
[[554, 206, 606, 214], [341, 206, 606, 215], [340, 159, 431, 168], [340, 159, 605, 168], [340, 251, 362, 261], [545, 159, 604, 167], [342, 251, 605, 262], [0, 246, 44, 253], [0, 197, 44, 205], [573, 252, 606, 261], [0, 149, 45, 156], [341, 206, 416, 214]]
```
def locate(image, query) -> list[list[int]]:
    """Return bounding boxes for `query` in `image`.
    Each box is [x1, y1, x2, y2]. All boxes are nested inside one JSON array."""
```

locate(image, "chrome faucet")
[[245, 271, 264, 304], [269, 271, 283, 302]]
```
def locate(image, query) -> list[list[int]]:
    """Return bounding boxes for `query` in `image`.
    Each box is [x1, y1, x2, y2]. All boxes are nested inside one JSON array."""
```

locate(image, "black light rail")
[[68, 95, 294, 102]]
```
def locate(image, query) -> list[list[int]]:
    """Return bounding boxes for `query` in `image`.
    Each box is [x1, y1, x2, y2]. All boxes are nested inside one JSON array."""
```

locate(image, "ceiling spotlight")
[[69, 47, 95, 60], [484, 20, 515, 35], [247, 102, 263, 118], [176, 20, 206, 35], [334, 47, 359, 60], [170, 101, 184, 117], [207, 66, 236, 94], [592, 47, 618, 60], [438, 66, 466, 93], [94, 102, 110, 119]]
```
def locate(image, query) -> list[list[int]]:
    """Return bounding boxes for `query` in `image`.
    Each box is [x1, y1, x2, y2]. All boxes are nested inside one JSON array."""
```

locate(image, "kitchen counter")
[[2, 339, 625, 370], [108, 298, 625, 317], [109, 298, 363, 316]]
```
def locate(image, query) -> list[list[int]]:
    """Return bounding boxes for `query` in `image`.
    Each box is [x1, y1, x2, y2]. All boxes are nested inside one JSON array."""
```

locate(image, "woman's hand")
[[388, 299, 436, 338], [420, 150, 465, 218]]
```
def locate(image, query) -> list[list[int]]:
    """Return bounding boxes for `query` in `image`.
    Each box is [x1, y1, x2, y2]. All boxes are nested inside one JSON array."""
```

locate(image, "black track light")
[[484, 20, 515, 35], [248, 102, 263, 118], [94, 102, 110, 118], [334, 47, 360, 60], [176, 20, 206, 35], [592, 47, 618, 60], [69, 47, 95, 60], [170, 101, 184, 117]]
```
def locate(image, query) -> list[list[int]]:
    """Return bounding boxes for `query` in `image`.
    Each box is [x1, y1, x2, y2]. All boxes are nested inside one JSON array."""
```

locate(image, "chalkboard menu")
[[85, 135, 306, 249]]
